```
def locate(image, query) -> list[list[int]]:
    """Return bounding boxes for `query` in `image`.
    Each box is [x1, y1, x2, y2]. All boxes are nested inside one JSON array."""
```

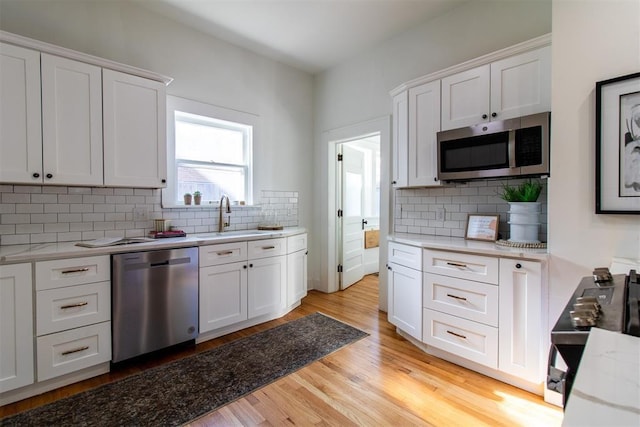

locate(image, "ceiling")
[[136, 0, 466, 74]]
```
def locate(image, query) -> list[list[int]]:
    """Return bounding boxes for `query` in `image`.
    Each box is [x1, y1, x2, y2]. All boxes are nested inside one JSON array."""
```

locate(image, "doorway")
[[336, 136, 380, 290], [324, 116, 391, 311]]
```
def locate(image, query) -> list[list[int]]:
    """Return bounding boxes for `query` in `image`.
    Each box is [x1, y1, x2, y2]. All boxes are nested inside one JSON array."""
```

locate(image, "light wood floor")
[[2, 274, 563, 426]]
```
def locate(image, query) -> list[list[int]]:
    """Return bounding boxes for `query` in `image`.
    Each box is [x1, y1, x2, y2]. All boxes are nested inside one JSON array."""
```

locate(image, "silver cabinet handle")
[[61, 268, 89, 274], [446, 262, 467, 269], [60, 301, 88, 310], [446, 294, 467, 301], [217, 251, 234, 255], [446, 330, 467, 340], [61, 346, 89, 356]]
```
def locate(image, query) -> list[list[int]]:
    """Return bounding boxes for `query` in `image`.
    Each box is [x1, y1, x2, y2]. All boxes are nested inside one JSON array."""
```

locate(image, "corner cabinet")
[[287, 233, 308, 305], [0, 264, 34, 393], [441, 45, 551, 130], [103, 70, 167, 188], [387, 242, 423, 340], [392, 81, 443, 189]]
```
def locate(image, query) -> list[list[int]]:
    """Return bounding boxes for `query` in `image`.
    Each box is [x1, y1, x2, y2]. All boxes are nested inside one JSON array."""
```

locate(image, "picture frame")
[[464, 214, 499, 242], [596, 72, 640, 214]]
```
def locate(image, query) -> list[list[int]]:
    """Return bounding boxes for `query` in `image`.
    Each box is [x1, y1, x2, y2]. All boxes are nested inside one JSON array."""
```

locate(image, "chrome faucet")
[[218, 194, 231, 232]]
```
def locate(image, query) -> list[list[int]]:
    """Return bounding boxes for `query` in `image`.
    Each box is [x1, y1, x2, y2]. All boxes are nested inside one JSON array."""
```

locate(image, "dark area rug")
[[1, 312, 368, 427]]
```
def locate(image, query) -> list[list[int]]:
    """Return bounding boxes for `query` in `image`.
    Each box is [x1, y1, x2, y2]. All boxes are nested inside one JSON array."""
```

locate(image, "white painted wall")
[[312, 1, 552, 299], [0, 0, 314, 253], [548, 0, 640, 329]]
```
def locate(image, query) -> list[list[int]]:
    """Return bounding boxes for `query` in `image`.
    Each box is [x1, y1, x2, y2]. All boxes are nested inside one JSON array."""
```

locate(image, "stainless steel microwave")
[[436, 112, 550, 182]]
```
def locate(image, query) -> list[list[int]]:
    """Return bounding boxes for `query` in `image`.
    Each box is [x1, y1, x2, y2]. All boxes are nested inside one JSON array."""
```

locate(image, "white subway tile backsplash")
[[0, 187, 299, 245], [395, 178, 548, 242]]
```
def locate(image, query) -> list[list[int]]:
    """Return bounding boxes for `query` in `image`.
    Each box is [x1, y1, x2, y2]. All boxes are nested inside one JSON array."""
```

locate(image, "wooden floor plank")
[[1, 274, 563, 426]]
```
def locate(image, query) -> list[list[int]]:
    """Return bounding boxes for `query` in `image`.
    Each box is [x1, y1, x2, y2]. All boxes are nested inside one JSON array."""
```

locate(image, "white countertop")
[[562, 328, 640, 427], [388, 233, 548, 261], [0, 227, 306, 264]]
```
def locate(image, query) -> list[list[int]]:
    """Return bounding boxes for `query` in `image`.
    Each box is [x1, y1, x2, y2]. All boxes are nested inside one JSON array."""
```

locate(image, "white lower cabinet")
[[390, 244, 544, 389], [387, 242, 423, 340], [34, 256, 111, 382], [36, 322, 111, 382], [423, 309, 498, 369], [498, 258, 543, 383], [287, 234, 308, 306], [0, 263, 34, 393], [248, 255, 287, 318], [199, 261, 248, 332], [199, 236, 300, 337]]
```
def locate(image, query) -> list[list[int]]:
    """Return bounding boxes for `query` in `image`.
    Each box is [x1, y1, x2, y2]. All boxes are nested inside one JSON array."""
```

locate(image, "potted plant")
[[193, 191, 202, 205], [499, 180, 543, 243], [183, 192, 192, 205]]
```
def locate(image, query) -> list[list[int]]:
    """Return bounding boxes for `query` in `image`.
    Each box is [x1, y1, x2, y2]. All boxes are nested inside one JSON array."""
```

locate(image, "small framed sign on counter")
[[465, 214, 499, 242]]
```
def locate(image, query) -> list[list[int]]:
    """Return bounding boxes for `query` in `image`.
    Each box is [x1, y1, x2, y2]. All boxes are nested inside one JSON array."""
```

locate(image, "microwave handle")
[[508, 130, 517, 168]]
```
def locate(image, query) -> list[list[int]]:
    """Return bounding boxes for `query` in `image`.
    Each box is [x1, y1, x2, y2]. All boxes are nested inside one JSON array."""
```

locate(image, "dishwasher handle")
[[122, 255, 194, 271]]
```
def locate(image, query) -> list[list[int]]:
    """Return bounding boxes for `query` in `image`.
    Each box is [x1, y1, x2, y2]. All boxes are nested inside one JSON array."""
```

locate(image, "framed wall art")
[[464, 214, 499, 242], [596, 71, 640, 214]]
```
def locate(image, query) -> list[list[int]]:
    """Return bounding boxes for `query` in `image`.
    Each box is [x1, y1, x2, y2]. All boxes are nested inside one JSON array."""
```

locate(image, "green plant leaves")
[[500, 180, 543, 202]]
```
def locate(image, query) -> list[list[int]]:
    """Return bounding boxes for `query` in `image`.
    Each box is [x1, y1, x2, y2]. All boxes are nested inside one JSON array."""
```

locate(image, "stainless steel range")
[[548, 269, 640, 406]]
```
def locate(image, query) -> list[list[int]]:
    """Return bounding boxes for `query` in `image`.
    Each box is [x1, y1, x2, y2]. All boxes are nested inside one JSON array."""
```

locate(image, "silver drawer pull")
[[61, 268, 90, 274], [446, 294, 467, 301], [446, 330, 467, 340], [61, 346, 89, 356], [60, 301, 89, 310], [262, 246, 276, 250], [217, 251, 234, 255], [446, 262, 467, 269]]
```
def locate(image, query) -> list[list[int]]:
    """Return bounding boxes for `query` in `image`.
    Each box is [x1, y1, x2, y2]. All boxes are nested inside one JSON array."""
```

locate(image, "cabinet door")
[[0, 263, 34, 392], [287, 249, 307, 306], [498, 258, 542, 383], [387, 262, 422, 340], [41, 54, 103, 186], [490, 46, 551, 122], [199, 261, 248, 333], [0, 43, 42, 184], [391, 91, 408, 188], [103, 69, 167, 188], [247, 255, 287, 319], [441, 64, 490, 130], [408, 81, 442, 186]]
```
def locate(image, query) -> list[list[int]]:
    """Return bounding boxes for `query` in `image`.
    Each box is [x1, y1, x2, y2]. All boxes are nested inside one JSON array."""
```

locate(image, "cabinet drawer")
[[199, 241, 248, 267], [35, 256, 110, 290], [36, 281, 111, 336], [248, 238, 286, 259], [36, 321, 111, 381], [388, 242, 422, 270], [423, 309, 498, 369], [423, 250, 498, 284], [287, 233, 307, 254], [424, 273, 498, 327]]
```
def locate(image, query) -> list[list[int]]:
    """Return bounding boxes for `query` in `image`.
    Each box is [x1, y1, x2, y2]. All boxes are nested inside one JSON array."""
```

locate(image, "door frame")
[[325, 116, 391, 311]]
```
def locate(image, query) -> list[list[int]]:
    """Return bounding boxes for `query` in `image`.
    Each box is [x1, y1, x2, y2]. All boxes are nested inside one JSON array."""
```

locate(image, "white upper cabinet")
[[391, 91, 408, 188], [441, 45, 551, 131], [408, 81, 442, 187], [41, 54, 103, 186], [0, 43, 42, 184], [103, 69, 167, 188]]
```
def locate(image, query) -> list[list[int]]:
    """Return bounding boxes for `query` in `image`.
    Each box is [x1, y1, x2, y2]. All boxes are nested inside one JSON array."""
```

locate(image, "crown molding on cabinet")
[[0, 30, 173, 85], [389, 33, 551, 97]]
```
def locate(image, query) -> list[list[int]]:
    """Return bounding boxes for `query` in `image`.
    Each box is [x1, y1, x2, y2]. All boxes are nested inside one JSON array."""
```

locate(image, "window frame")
[[163, 95, 256, 208]]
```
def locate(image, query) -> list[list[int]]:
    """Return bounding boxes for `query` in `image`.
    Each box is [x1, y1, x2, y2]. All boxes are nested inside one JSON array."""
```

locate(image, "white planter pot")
[[508, 202, 541, 243]]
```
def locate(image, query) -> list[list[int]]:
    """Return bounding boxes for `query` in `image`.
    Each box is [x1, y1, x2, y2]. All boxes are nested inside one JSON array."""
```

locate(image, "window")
[[164, 96, 256, 207]]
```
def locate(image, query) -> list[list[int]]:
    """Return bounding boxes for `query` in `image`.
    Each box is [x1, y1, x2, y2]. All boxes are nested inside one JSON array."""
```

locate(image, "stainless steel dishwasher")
[[112, 247, 198, 363]]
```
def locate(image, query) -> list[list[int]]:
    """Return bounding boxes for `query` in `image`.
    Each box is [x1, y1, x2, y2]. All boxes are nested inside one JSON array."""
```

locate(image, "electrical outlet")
[[435, 208, 445, 221], [133, 207, 148, 221]]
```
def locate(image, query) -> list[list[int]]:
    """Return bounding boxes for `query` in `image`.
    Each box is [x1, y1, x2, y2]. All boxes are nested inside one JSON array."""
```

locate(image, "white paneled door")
[[340, 144, 365, 289]]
